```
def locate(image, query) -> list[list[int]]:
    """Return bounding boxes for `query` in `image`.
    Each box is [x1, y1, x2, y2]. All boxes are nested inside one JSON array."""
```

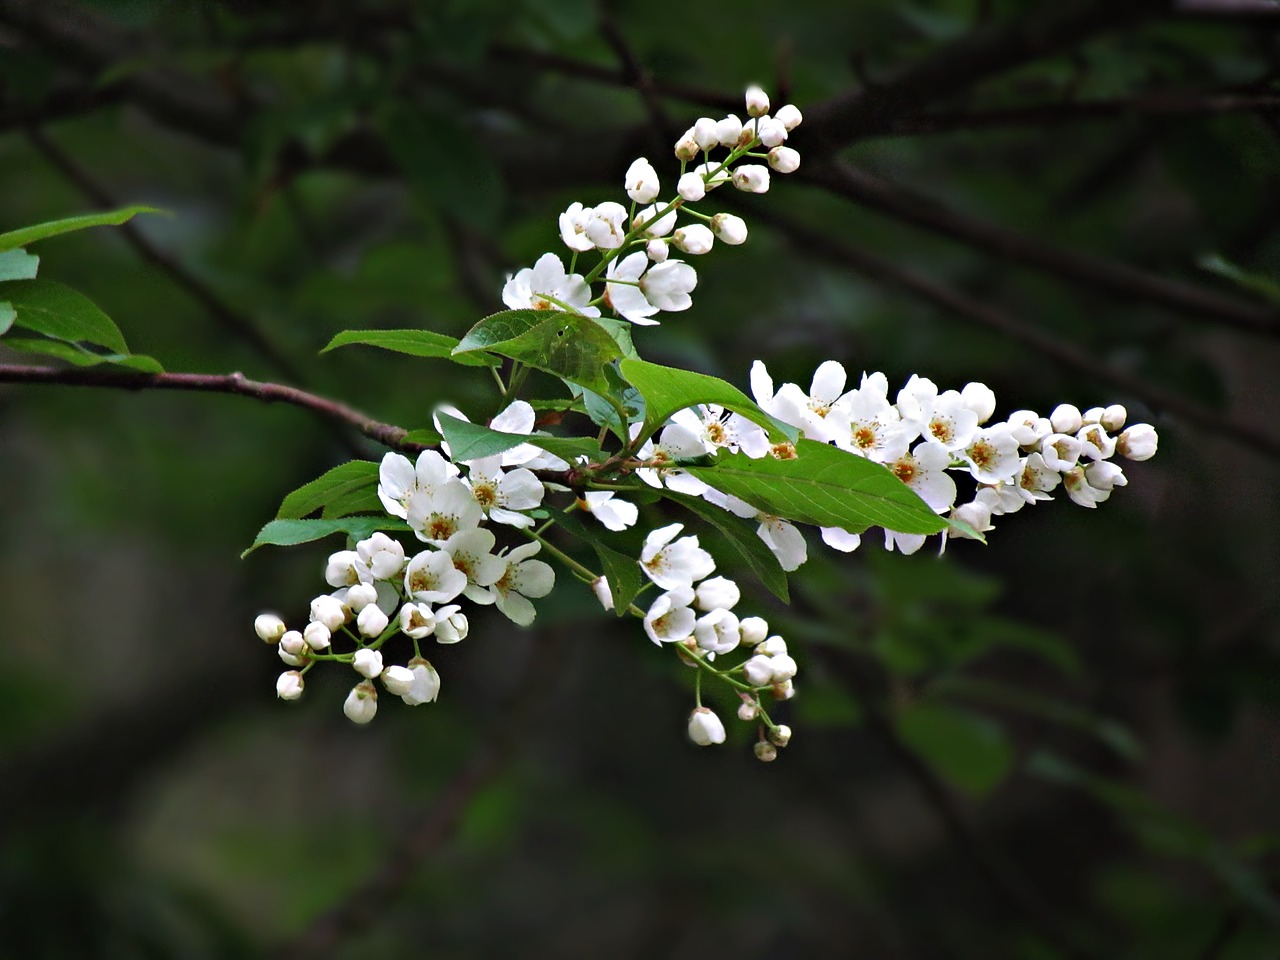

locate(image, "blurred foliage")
[[2, 0, 1280, 958]]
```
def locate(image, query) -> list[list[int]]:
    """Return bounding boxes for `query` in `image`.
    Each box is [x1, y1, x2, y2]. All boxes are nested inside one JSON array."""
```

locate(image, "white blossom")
[[605, 251, 660, 325], [1007, 410, 1051, 447], [1117, 424, 1158, 461], [344, 582, 378, 613], [774, 103, 803, 130], [353, 648, 383, 679], [694, 576, 740, 612], [558, 201, 595, 252], [378, 449, 459, 519], [582, 491, 638, 531], [1077, 423, 1117, 461], [402, 657, 441, 705], [400, 601, 438, 639], [1063, 465, 1109, 508], [491, 542, 555, 626], [640, 523, 716, 590], [694, 608, 741, 654], [672, 224, 714, 255], [434, 609, 469, 644], [767, 146, 800, 173], [440, 527, 507, 603], [325, 550, 371, 588], [404, 549, 467, 604], [406, 478, 483, 544], [739, 616, 769, 646], [688, 707, 727, 746], [1015, 452, 1061, 503], [1101, 405, 1128, 432], [692, 117, 719, 152], [744, 85, 770, 118], [711, 212, 748, 245], [357, 603, 389, 638], [380, 665, 415, 697], [464, 455, 544, 528], [643, 585, 697, 644], [501, 252, 599, 316], [633, 202, 677, 238], [887, 442, 957, 513], [1040, 433, 1082, 472], [309, 595, 347, 632], [255, 614, 285, 643], [731, 164, 770, 194], [820, 526, 862, 552], [1050, 403, 1083, 435], [962, 424, 1022, 484], [280, 630, 307, 658], [641, 259, 697, 312], [344, 682, 378, 723], [646, 238, 669, 262], [591, 575, 614, 612], [276, 671, 304, 700], [303, 621, 332, 651], [756, 117, 787, 148], [585, 201, 629, 249], [624, 157, 661, 203], [1086, 460, 1128, 492], [716, 114, 743, 146], [757, 515, 807, 571], [357, 533, 406, 580], [677, 171, 706, 202], [961, 382, 997, 424]]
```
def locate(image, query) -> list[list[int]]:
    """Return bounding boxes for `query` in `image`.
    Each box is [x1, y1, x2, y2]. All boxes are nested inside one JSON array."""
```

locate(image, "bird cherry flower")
[[581, 491, 638, 531], [558, 201, 595, 252], [490, 543, 555, 627], [624, 157, 660, 204], [344, 682, 378, 723], [643, 586, 698, 644], [640, 523, 716, 590], [404, 549, 467, 604], [501, 252, 598, 316], [688, 707, 727, 746], [462, 455, 544, 529]]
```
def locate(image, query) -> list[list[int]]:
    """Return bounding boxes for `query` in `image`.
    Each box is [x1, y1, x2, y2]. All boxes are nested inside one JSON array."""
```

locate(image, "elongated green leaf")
[[897, 702, 1013, 797], [0, 249, 39, 281], [0, 337, 163, 373], [1199, 253, 1280, 306], [1, 279, 129, 353], [322, 328, 499, 367], [618, 357, 797, 443], [0, 303, 13, 336], [0, 206, 160, 253], [454, 309, 620, 394], [242, 517, 408, 558], [276, 460, 379, 520], [437, 412, 604, 464], [682, 439, 946, 535], [321, 485, 384, 520], [663, 491, 789, 602]]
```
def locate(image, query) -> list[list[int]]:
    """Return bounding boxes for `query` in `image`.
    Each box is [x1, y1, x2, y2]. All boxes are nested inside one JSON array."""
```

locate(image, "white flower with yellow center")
[[490, 543, 555, 626], [501, 252, 599, 316], [640, 523, 715, 590], [463, 455, 544, 529]]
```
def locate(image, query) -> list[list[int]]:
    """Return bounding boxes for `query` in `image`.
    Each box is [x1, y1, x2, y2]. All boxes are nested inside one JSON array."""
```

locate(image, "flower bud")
[[303, 621, 332, 651], [693, 161, 730, 190], [716, 114, 743, 147], [694, 576, 740, 612], [772, 679, 796, 701], [1050, 403, 1083, 435], [737, 700, 758, 721], [1117, 423, 1158, 461], [400, 602, 437, 639], [325, 550, 366, 588], [1100, 404, 1127, 432], [280, 630, 307, 657], [774, 103, 803, 130], [381, 665, 415, 697], [754, 741, 778, 762], [309, 595, 347, 632], [768, 724, 792, 747], [677, 171, 705, 202], [757, 636, 788, 657], [961, 382, 997, 424], [688, 706, 726, 746], [694, 609, 741, 654], [402, 656, 441, 705], [343, 681, 378, 724], [624, 157, 661, 204], [357, 604, 389, 638], [674, 127, 699, 162], [345, 582, 378, 613], [711, 213, 748, 245], [1082, 406, 1104, 426], [1085, 460, 1128, 491], [255, 613, 286, 643], [756, 117, 788, 147], [744, 85, 770, 118], [278, 646, 305, 667], [357, 532, 406, 580], [731, 164, 770, 194], [767, 146, 800, 174], [769, 654, 798, 683], [739, 616, 769, 646], [633, 203, 676, 238], [353, 648, 383, 679], [646, 239, 669, 263], [591, 576, 615, 612], [743, 654, 775, 687], [435, 610, 469, 644], [672, 224, 714, 256], [692, 117, 719, 153], [275, 670, 304, 701]]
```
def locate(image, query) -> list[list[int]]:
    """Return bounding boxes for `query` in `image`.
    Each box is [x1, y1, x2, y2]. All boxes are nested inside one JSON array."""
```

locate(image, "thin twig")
[[24, 127, 309, 384], [871, 89, 1280, 135], [800, 158, 1280, 338], [749, 207, 1280, 460], [0, 364, 419, 452]]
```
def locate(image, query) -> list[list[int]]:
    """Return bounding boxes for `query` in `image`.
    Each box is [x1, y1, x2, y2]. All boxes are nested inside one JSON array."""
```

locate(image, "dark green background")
[[2, 1, 1279, 957]]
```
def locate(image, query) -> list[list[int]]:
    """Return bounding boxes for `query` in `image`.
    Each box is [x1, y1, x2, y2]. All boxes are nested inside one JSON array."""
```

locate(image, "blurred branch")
[[872, 88, 1280, 134], [597, 6, 675, 149], [274, 629, 567, 959], [24, 128, 310, 384], [802, 0, 1170, 153], [750, 207, 1280, 460], [0, 364, 422, 452], [801, 158, 1280, 338], [814, 644, 1102, 960]]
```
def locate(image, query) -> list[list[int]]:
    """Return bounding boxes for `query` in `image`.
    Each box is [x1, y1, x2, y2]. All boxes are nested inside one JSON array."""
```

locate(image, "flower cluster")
[[502, 85, 802, 326], [257, 402, 561, 724], [591, 521, 797, 758]]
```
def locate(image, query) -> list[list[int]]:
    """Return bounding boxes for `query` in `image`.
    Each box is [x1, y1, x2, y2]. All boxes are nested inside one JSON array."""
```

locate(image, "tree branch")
[[800, 158, 1280, 338], [749, 207, 1280, 460], [0, 364, 420, 452], [870, 88, 1280, 135], [801, 0, 1171, 153]]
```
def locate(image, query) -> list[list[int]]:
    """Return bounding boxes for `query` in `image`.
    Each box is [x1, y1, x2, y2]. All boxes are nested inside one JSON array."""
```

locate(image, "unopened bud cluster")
[[503, 86, 802, 326]]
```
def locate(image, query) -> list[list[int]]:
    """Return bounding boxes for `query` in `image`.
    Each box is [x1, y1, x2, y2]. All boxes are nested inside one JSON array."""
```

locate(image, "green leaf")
[[0, 206, 160, 253], [454, 309, 621, 394], [590, 538, 645, 616], [321, 328, 499, 367], [1198, 253, 1280, 306], [897, 702, 1013, 797], [618, 357, 797, 443], [662, 492, 789, 602], [0, 279, 129, 353], [321, 485, 384, 521], [0, 337, 164, 373], [242, 517, 408, 558], [0, 249, 39, 281], [0, 303, 13, 336], [682, 439, 947, 536], [436, 412, 604, 464], [275, 460, 380, 520]]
